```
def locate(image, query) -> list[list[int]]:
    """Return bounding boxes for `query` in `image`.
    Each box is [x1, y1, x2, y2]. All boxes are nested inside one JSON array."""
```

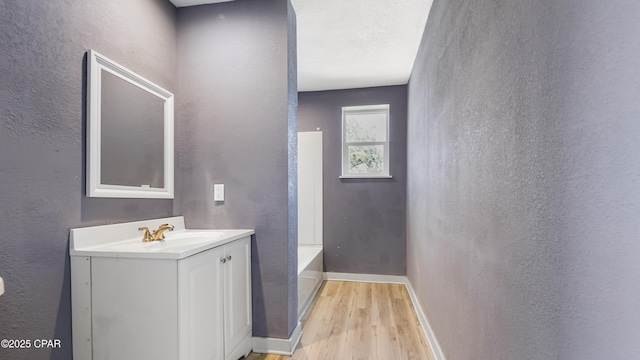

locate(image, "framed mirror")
[[86, 49, 174, 198]]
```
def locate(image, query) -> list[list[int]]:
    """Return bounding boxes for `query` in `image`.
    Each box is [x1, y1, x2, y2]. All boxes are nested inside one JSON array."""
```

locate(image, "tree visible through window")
[[342, 105, 390, 177]]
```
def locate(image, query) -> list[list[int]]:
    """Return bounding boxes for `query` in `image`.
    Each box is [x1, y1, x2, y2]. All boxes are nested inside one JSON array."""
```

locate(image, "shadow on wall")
[[51, 244, 72, 360], [250, 236, 267, 337]]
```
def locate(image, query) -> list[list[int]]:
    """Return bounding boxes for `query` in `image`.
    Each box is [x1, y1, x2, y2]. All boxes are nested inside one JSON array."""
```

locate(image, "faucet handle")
[[138, 227, 154, 242], [158, 223, 175, 230]]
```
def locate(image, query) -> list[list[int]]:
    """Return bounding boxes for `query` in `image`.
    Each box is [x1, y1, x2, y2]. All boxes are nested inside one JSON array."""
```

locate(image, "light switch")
[[0, 276, 4, 296], [214, 184, 225, 201]]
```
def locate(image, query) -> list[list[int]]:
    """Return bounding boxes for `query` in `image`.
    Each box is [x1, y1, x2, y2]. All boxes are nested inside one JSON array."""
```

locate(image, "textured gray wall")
[[0, 1, 177, 359], [407, 0, 563, 358], [408, 0, 640, 359], [299, 86, 407, 275], [175, 0, 298, 339], [552, 1, 640, 358], [286, 0, 299, 335]]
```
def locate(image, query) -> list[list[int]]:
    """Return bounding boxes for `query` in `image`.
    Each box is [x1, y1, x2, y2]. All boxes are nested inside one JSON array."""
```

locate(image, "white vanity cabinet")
[[178, 237, 252, 360], [70, 217, 254, 360], [221, 238, 253, 359], [178, 244, 225, 360]]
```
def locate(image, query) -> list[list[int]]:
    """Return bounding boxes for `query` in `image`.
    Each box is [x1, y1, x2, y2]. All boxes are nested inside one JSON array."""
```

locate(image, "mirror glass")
[[87, 50, 174, 198]]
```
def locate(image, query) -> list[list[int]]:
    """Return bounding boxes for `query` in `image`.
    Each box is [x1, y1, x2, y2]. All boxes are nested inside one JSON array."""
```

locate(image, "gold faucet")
[[152, 223, 175, 240], [138, 227, 154, 242], [138, 224, 174, 242]]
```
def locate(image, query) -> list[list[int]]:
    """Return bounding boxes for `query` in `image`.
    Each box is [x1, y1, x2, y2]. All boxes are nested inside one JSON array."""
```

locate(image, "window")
[[341, 104, 391, 178]]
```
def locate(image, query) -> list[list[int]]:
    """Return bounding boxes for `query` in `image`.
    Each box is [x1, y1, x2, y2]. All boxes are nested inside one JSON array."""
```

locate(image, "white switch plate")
[[214, 184, 224, 201]]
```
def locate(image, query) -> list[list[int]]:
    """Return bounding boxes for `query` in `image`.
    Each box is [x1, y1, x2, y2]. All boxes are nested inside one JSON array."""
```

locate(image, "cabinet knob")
[[220, 258, 227, 264], [226, 255, 232, 261]]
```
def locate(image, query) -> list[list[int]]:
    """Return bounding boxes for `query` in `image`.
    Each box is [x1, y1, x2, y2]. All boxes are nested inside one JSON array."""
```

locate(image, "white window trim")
[[340, 104, 392, 179]]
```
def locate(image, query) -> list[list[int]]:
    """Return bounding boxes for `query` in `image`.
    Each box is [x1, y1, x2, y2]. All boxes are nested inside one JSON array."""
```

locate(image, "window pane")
[[345, 112, 387, 142], [348, 145, 384, 174]]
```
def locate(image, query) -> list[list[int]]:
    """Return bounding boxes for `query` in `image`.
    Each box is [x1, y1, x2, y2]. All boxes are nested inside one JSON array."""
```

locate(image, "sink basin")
[[105, 231, 226, 253], [164, 231, 225, 241]]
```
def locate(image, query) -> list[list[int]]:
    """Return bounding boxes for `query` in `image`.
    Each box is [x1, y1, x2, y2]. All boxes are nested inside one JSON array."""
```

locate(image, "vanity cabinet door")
[[223, 236, 252, 359], [178, 246, 225, 360]]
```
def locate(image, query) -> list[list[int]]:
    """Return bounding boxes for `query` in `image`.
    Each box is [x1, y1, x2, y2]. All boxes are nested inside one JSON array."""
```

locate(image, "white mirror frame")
[[86, 49, 174, 198]]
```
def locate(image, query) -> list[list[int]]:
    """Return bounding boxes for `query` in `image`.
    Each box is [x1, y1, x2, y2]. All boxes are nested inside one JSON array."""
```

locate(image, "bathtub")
[[298, 245, 323, 319]]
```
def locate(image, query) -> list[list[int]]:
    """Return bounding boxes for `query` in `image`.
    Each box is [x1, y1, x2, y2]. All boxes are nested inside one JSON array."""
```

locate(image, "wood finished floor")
[[244, 280, 434, 360]]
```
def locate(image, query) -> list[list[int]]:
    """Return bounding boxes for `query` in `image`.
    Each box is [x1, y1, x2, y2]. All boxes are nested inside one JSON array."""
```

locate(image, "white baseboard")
[[404, 279, 446, 360], [323, 271, 406, 284], [322, 272, 445, 360], [252, 321, 302, 356]]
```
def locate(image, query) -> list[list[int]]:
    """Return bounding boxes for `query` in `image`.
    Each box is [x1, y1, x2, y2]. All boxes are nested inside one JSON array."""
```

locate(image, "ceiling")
[[169, 0, 433, 92]]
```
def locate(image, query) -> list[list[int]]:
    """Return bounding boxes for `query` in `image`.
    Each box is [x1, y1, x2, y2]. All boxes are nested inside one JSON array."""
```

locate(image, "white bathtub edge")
[[297, 245, 323, 275], [298, 246, 323, 317], [298, 276, 323, 321]]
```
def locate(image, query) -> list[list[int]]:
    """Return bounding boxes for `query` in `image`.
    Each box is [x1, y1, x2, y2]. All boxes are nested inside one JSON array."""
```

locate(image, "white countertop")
[[70, 216, 254, 260]]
